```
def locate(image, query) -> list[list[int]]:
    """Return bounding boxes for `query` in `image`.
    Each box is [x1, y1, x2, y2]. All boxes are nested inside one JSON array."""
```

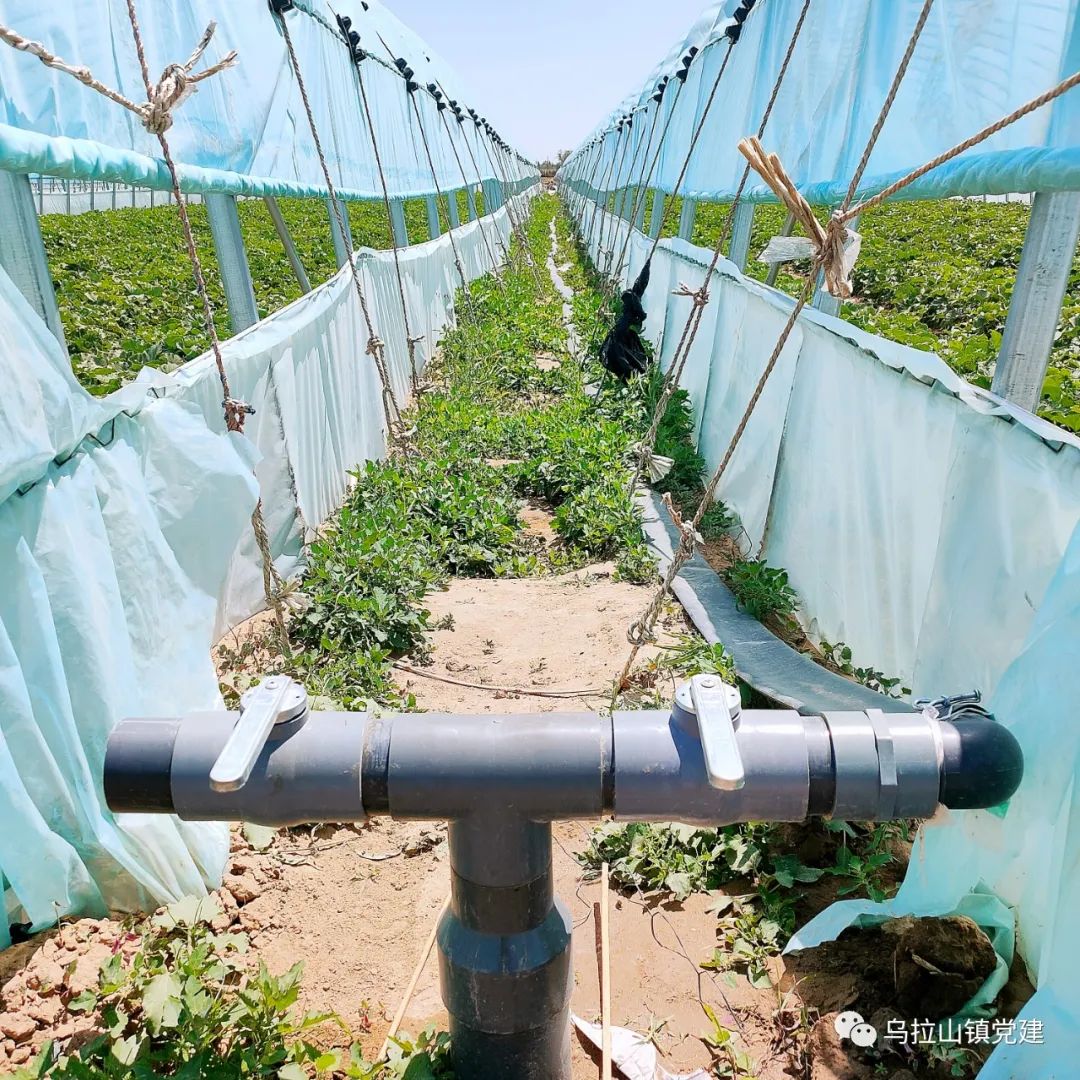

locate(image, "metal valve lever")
[[209, 676, 309, 793], [683, 674, 745, 790]]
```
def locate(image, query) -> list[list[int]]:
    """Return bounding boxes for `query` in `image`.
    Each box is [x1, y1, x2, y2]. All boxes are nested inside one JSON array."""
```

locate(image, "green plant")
[[701, 1003, 758, 1079], [726, 559, 799, 623], [657, 636, 737, 682], [823, 820, 910, 903], [12, 896, 449, 1079], [819, 640, 911, 698]]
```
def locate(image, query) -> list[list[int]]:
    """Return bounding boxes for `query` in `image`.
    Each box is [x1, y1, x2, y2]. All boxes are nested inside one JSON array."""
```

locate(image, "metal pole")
[[425, 194, 441, 239], [677, 196, 697, 241], [991, 190, 1080, 412], [205, 193, 260, 334], [466, 185, 479, 222], [389, 197, 409, 247], [649, 192, 666, 239], [447, 189, 462, 229], [765, 210, 797, 287], [633, 186, 648, 232], [728, 201, 755, 271], [65, 179, 71, 215], [263, 196, 312, 294], [111, 182, 117, 211], [36, 175, 43, 214], [0, 170, 68, 350], [327, 196, 349, 269]]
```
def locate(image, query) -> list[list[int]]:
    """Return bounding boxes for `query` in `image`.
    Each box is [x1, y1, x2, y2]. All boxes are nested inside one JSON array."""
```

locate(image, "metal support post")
[[633, 187, 647, 232], [327, 197, 350, 269], [0, 170, 68, 350], [263, 196, 312, 294], [649, 192, 666, 239], [728, 201, 755, 271], [447, 190, 462, 229], [425, 194, 441, 240], [466, 185, 479, 222], [389, 197, 409, 247], [205, 193, 259, 334], [992, 190, 1080, 412], [765, 210, 797, 287], [677, 197, 697, 241]]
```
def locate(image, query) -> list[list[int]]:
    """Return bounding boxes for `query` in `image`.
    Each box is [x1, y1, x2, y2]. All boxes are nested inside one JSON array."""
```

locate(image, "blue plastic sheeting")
[[561, 0, 1080, 203], [0, 185, 535, 937], [0, 0, 536, 200], [565, 196, 1080, 1072]]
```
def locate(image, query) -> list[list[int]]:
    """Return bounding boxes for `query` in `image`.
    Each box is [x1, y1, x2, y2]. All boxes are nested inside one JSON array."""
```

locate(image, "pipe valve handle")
[[209, 676, 307, 793], [687, 675, 745, 791]]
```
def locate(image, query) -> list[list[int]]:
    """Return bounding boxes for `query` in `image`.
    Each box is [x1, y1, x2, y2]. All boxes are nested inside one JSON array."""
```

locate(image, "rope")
[[628, 0, 814, 495], [739, 22, 1080, 306], [477, 122, 544, 285], [103, 1, 292, 653], [0, 19, 237, 136], [393, 662, 605, 700], [273, 9, 402, 436], [352, 60, 421, 395], [615, 0, 817, 690], [600, 112, 650, 284], [607, 92, 667, 286]]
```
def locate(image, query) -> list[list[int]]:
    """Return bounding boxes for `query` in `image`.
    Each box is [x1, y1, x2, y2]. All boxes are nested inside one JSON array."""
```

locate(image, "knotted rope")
[[0, 19, 237, 136]]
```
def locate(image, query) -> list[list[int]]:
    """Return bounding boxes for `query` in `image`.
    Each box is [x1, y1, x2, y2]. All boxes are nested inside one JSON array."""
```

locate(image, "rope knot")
[[737, 135, 861, 300], [222, 398, 255, 433], [138, 22, 237, 135], [366, 335, 385, 359], [673, 282, 710, 306]]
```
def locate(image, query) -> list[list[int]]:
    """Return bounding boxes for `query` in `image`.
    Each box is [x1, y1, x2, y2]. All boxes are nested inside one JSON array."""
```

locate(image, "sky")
[[383, 0, 710, 163]]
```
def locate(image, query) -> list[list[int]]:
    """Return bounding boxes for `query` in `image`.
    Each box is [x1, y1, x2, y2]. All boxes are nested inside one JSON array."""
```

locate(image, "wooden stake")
[[379, 893, 451, 1060], [601, 862, 612, 1080]]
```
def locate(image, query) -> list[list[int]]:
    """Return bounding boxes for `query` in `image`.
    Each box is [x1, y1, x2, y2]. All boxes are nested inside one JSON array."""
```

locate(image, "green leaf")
[[142, 972, 183, 1032]]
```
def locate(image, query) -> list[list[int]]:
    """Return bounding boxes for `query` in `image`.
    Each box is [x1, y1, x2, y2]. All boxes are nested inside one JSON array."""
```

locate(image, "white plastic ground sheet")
[[567, 194, 1080, 1075]]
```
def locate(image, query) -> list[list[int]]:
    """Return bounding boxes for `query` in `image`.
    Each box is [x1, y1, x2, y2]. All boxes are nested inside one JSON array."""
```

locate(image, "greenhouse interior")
[[0, 0, 1078, 1077]]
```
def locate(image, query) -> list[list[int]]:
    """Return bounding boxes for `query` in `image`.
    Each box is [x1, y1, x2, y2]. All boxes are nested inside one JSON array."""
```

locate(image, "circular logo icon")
[[834, 1011, 878, 1047]]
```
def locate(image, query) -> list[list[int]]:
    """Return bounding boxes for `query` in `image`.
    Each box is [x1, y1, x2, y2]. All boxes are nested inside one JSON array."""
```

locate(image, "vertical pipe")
[[633, 187, 647, 232], [677, 197, 697, 241], [263, 196, 312, 294], [0, 170, 68, 350], [426, 194, 441, 240], [36, 174, 43, 214], [327, 196, 349, 269], [447, 190, 462, 229], [992, 190, 1080, 412], [90, 183, 95, 213], [765, 210, 797, 287], [728, 201, 755, 271], [205, 193, 260, 334], [111, 182, 117, 210], [65, 179, 71, 215], [440, 816, 571, 1080], [389, 197, 409, 247], [649, 192, 666, 239], [466, 186, 479, 222]]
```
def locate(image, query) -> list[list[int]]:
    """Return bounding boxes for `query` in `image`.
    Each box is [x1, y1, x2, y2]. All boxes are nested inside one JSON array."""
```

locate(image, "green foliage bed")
[[686, 197, 1080, 431]]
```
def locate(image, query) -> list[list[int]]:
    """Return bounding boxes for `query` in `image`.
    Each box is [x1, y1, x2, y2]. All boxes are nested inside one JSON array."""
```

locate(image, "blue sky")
[[384, 0, 709, 163]]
